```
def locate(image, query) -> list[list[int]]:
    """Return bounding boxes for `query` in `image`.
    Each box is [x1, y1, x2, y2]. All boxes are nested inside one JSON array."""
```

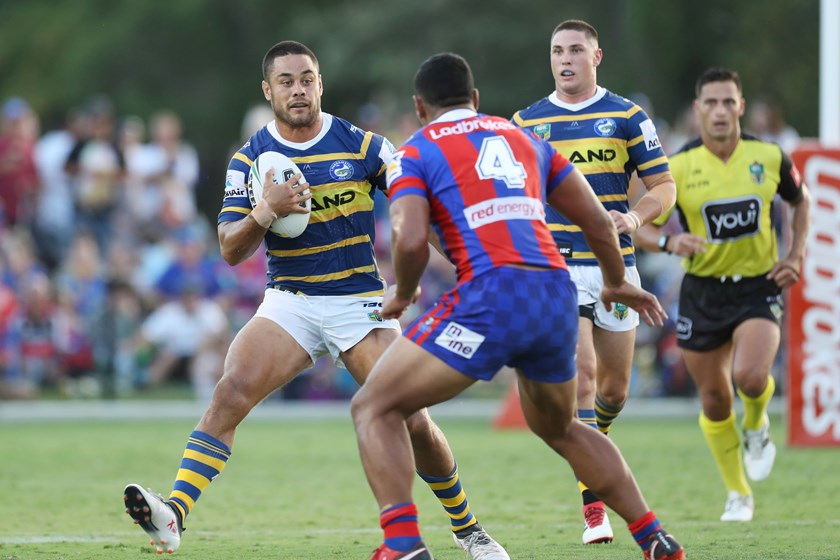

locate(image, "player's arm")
[[218, 169, 309, 266], [548, 167, 666, 326], [768, 182, 811, 288], [383, 194, 430, 320], [612, 170, 677, 234]]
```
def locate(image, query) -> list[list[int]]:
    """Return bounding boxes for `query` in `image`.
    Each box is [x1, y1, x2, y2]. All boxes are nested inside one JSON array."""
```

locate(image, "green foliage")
[[0, 0, 821, 221], [0, 414, 838, 559]]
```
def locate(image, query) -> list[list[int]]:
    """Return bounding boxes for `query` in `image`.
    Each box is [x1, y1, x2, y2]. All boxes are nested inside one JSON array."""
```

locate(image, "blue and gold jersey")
[[513, 87, 670, 266], [218, 113, 393, 296]]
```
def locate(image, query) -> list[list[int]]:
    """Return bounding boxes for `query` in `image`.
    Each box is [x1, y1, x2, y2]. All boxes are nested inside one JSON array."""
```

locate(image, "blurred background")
[[0, 0, 821, 403]]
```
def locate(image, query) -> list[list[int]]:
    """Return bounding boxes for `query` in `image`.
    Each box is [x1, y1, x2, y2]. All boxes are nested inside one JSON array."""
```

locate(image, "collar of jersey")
[[430, 108, 478, 124], [548, 86, 607, 112], [268, 113, 334, 150]]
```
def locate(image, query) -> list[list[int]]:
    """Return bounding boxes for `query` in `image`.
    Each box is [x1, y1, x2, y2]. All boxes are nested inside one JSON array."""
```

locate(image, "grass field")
[[0, 410, 837, 559]]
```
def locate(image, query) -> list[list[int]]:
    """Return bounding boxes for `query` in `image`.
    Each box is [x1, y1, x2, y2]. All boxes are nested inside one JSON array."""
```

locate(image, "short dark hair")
[[695, 67, 742, 97], [551, 19, 599, 45], [262, 41, 319, 80], [414, 53, 474, 109]]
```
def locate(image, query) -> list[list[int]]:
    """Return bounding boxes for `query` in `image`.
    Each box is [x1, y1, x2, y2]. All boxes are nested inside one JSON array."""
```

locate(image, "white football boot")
[[743, 414, 777, 481], [124, 483, 183, 554], [720, 491, 754, 522], [453, 525, 511, 560]]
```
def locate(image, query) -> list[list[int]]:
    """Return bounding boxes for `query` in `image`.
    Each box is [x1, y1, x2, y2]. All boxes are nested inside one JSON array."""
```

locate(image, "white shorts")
[[569, 265, 641, 332], [254, 288, 401, 368]]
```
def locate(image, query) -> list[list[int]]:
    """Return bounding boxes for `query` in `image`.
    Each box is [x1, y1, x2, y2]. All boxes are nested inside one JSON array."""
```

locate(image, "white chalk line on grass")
[[3, 518, 839, 545]]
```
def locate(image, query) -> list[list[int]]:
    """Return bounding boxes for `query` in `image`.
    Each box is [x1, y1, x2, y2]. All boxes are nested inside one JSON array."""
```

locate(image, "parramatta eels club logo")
[[749, 161, 765, 185], [593, 118, 617, 137], [329, 160, 354, 181], [533, 123, 551, 140], [613, 302, 629, 321]]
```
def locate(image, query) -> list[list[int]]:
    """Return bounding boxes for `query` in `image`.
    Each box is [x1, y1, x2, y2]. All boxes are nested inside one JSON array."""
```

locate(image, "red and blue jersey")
[[387, 110, 573, 285]]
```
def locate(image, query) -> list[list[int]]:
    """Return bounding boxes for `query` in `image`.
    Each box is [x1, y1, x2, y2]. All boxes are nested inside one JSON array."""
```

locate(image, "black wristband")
[[658, 234, 671, 254]]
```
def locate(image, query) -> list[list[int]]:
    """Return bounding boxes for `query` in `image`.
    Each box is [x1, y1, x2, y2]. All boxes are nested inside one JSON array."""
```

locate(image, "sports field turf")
[[0, 409, 837, 559]]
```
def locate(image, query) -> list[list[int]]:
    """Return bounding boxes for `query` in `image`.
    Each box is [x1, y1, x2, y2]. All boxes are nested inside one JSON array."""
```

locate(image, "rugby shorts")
[[255, 288, 400, 368], [403, 266, 579, 383], [569, 265, 640, 332], [676, 273, 783, 352]]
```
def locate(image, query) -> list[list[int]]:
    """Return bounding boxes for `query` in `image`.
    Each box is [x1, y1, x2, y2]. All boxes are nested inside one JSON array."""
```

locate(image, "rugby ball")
[[248, 151, 311, 238]]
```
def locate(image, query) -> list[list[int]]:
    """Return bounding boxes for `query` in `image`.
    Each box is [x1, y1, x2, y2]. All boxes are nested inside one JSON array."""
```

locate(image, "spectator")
[[746, 96, 801, 153], [64, 96, 125, 255], [0, 97, 40, 228], [135, 282, 229, 401], [33, 107, 89, 270]]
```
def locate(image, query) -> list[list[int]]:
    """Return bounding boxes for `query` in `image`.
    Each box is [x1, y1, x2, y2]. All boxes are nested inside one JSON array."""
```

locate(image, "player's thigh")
[[340, 326, 399, 384], [576, 317, 596, 379], [221, 317, 312, 401], [732, 318, 780, 383], [592, 327, 636, 386], [353, 336, 476, 418], [684, 346, 736, 420], [518, 373, 577, 438]]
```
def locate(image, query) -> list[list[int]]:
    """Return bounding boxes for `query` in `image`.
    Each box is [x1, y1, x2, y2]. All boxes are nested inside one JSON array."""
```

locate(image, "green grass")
[[0, 413, 837, 559]]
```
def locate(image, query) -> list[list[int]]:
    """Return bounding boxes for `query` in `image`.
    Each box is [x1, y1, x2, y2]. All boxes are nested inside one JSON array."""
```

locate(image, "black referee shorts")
[[675, 273, 783, 352]]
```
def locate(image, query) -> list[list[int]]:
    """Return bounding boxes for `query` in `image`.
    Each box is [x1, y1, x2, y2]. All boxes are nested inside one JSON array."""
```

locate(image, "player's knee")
[[733, 368, 771, 396], [596, 385, 628, 407]]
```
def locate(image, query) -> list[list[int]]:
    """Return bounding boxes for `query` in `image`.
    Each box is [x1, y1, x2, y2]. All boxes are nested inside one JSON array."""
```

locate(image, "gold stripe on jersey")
[[268, 234, 371, 258], [573, 246, 636, 260], [515, 106, 642, 127], [550, 137, 629, 174], [273, 264, 378, 284], [233, 152, 252, 166], [548, 224, 581, 232], [599, 194, 628, 202], [308, 180, 375, 223], [637, 155, 669, 172], [219, 206, 252, 217], [291, 131, 374, 164]]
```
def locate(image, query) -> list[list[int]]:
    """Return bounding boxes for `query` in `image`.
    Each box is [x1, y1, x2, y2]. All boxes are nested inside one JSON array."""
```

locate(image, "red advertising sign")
[[788, 148, 840, 447]]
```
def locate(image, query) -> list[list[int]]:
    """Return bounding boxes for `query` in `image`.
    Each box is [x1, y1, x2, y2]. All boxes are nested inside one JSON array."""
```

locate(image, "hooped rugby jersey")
[[512, 87, 670, 267], [218, 113, 393, 296], [387, 109, 572, 284], [653, 133, 804, 278]]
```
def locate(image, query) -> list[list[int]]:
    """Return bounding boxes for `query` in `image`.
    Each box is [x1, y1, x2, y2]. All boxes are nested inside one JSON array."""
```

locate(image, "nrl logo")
[[533, 123, 551, 140], [613, 303, 629, 321], [749, 161, 765, 185]]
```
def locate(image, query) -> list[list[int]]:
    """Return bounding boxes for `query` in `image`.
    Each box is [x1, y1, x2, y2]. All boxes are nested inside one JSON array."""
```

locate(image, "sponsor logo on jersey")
[[224, 170, 246, 198], [613, 303, 629, 320], [418, 316, 437, 334], [701, 195, 762, 243], [639, 118, 661, 151], [675, 316, 692, 340], [569, 149, 617, 164], [556, 242, 573, 257], [310, 190, 357, 211], [329, 160, 355, 181], [464, 196, 545, 229], [749, 161, 765, 185], [593, 118, 616, 137], [434, 321, 485, 359], [533, 123, 551, 140], [428, 118, 516, 140]]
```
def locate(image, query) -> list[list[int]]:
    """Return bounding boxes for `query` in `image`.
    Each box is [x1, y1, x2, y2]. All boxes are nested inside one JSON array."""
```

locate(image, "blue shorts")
[[404, 267, 578, 383]]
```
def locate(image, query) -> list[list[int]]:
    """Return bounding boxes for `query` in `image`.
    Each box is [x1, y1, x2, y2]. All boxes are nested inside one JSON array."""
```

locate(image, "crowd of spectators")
[[0, 93, 801, 402]]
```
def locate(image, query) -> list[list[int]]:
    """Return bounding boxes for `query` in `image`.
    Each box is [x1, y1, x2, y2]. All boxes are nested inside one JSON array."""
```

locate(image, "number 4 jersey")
[[386, 109, 573, 284]]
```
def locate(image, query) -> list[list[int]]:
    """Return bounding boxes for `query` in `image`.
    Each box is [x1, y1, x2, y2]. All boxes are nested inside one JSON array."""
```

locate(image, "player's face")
[[262, 54, 323, 129], [550, 29, 601, 101], [695, 80, 745, 142]]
